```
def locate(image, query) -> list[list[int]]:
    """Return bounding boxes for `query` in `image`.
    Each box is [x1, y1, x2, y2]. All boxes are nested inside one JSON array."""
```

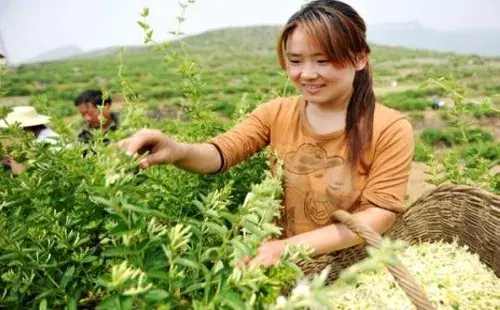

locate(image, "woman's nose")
[[300, 64, 318, 79]]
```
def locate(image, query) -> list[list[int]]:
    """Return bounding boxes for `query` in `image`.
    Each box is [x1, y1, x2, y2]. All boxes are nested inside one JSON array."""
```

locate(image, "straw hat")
[[0, 106, 51, 128]]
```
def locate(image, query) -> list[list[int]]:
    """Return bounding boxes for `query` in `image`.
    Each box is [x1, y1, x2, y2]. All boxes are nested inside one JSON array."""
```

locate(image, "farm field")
[[1, 21, 499, 309]]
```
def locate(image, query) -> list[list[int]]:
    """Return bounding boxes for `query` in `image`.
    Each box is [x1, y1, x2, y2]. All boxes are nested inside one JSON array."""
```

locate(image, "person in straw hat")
[[1, 106, 60, 174], [0, 106, 59, 142]]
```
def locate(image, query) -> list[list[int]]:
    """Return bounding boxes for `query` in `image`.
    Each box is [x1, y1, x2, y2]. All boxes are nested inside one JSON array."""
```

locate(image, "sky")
[[1, 0, 499, 64]]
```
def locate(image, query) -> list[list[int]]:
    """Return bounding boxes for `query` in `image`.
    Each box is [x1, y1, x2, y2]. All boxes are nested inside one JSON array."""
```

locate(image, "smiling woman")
[[117, 0, 414, 268]]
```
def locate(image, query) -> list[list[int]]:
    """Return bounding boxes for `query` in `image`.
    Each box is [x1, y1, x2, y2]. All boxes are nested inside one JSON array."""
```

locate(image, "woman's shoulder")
[[259, 95, 301, 109], [374, 103, 410, 126], [373, 103, 413, 139], [251, 96, 302, 119]]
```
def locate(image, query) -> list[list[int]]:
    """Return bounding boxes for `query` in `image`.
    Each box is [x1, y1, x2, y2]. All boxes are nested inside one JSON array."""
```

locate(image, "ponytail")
[[345, 61, 375, 166]]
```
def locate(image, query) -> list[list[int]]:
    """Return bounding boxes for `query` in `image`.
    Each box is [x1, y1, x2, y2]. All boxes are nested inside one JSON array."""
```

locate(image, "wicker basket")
[[297, 184, 500, 310]]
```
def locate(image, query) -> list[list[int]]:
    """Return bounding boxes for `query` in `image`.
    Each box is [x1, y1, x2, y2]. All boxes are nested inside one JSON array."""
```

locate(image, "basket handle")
[[332, 209, 435, 310]]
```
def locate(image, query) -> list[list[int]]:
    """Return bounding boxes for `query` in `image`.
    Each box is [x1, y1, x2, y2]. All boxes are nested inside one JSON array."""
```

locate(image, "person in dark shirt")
[[74, 89, 119, 144]]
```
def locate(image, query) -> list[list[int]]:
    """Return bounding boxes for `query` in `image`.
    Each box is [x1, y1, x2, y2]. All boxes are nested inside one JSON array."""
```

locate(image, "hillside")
[[1, 20, 499, 310], [4, 25, 499, 106], [24, 45, 85, 64], [1, 25, 499, 201], [368, 22, 500, 57], [8, 21, 500, 66]]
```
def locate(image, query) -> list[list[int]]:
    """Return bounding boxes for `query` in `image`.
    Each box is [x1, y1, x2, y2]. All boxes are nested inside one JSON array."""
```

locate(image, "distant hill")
[[367, 22, 500, 57], [16, 23, 500, 65], [25, 45, 84, 64]]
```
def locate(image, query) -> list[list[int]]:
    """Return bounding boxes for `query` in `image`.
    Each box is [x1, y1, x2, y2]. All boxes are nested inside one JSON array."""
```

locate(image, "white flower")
[[276, 296, 287, 307], [292, 281, 311, 298]]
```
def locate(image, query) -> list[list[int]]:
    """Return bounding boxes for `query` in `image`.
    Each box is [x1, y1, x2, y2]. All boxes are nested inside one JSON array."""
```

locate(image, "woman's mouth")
[[302, 84, 325, 94]]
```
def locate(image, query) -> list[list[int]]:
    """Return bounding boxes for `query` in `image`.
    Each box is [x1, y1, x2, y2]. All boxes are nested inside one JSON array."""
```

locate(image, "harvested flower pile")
[[328, 241, 500, 309]]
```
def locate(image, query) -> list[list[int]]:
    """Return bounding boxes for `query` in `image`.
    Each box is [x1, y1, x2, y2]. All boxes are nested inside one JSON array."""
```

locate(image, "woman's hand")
[[117, 129, 186, 170], [3, 156, 26, 175], [246, 239, 287, 268]]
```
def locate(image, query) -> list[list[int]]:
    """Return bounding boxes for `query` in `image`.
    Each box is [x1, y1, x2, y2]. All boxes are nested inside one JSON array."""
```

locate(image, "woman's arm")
[[118, 99, 280, 173], [286, 207, 396, 255], [248, 207, 396, 267], [175, 142, 222, 174], [117, 129, 222, 174]]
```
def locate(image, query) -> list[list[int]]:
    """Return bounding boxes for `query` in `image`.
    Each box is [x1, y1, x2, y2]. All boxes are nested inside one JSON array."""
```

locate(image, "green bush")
[[413, 140, 433, 162], [408, 111, 424, 122], [379, 88, 448, 111], [461, 142, 500, 164], [470, 104, 500, 118], [420, 128, 494, 147]]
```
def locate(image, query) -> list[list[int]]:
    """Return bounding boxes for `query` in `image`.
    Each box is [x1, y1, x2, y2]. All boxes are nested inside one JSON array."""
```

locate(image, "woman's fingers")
[[117, 129, 158, 156]]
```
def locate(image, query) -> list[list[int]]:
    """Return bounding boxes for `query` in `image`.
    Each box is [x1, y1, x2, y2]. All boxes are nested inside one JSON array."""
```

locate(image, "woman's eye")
[[289, 59, 301, 64], [318, 60, 330, 64]]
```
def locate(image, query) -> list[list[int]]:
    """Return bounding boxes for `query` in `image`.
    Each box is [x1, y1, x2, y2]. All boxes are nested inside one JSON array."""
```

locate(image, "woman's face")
[[285, 27, 366, 107]]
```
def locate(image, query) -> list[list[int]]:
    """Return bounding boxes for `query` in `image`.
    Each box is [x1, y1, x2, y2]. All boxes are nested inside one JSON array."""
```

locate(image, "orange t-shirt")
[[209, 96, 414, 237]]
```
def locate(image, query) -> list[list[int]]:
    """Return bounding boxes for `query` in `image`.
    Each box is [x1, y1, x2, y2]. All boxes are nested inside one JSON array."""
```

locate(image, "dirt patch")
[[406, 110, 445, 134], [374, 84, 420, 96], [439, 96, 489, 108], [376, 57, 448, 68], [146, 105, 183, 120], [406, 161, 436, 204], [491, 165, 500, 175], [397, 68, 422, 78], [475, 116, 500, 140], [0, 96, 30, 107], [406, 162, 499, 205]]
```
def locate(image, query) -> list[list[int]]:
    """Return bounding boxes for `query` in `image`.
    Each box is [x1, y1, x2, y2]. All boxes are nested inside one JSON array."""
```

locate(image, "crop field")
[[0, 5, 499, 309]]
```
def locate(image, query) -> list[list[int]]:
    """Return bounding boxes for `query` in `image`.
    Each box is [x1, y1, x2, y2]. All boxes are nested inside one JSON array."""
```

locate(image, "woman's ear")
[[355, 53, 368, 71]]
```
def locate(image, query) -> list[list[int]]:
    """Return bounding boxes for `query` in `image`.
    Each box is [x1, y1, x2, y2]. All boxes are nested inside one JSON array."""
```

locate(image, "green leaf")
[[220, 211, 238, 223], [212, 260, 224, 274], [60, 266, 75, 288], [121, 297, 133, 310], [186, 222, 203, 239], [231, 239, 252, 257], [140, 7, 149, 17], [221, 290, 245, 310], [0, 106, 11, 119], [0, 253, 18, 261], [91, 196, 115, 208], [137, 21, 149, 30], [121, 203, 169, 219], [67, 297, 77, 310], [39, 299, 47, 310], [102, 246, 138, 257], [97, 295, 121, 310], [262, 223, 282, 235], [193, 200, 206, 213], [109, 222, 131, 235], [201, 247, 220, 262], [243, 221, 266, 238], [144, 289, 169, 302], [206, 210, 219, 218], [182, 282, 206, 294], [147, 270, 170, 280], [35, 289, 58, 302], [174, 257, 200, 270], [81, 255, 98, 263], [204, 222, 229, 239], [97, 296, 133, 310], [95, 277, 111, 288]]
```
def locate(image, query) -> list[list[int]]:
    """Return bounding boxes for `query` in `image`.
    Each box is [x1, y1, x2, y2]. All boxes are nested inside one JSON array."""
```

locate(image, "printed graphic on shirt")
[[281, 143, 355, 236]]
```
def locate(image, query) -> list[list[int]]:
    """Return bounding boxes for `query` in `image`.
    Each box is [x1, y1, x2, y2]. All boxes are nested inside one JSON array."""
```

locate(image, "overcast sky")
[[1, 0, 499, 64]]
